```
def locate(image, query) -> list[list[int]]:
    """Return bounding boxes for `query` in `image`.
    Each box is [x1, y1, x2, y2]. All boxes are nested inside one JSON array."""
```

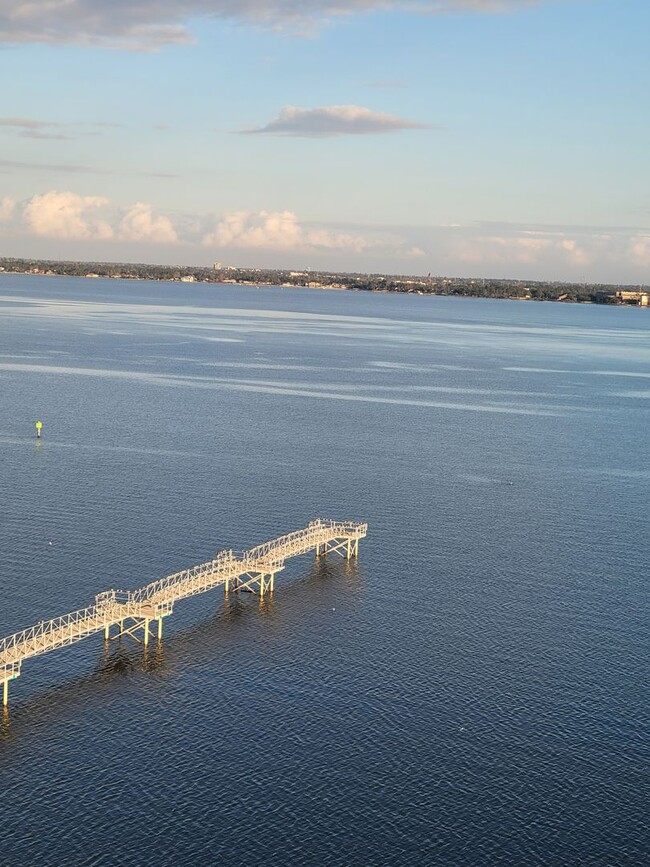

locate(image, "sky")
[[0, 0, 649, 283]]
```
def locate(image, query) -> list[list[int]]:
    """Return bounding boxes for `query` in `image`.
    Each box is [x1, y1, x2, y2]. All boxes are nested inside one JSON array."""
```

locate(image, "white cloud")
[[244, 105, 430, 137], [558, 238, 590, 266], [203, 210, 371, 252], [630, 234, 650, 266], [0, 1, 544, 49], [9, 190, 178, 245], [23, 190, 114, 240], [0, 195, 15, 223], [451, 230, 594, 267], [119, 202, 178, 243]]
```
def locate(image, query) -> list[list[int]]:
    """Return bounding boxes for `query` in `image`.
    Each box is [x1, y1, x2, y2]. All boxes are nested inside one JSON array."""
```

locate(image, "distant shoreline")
[[1, 257, 648, 308]]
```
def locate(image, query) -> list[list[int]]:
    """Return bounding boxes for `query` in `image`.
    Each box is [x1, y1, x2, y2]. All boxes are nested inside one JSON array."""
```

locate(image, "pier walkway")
[[1, 519, 367, 706]]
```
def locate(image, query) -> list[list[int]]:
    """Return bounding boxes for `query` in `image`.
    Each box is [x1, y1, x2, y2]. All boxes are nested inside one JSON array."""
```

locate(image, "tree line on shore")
[[1, 256, 644, 305]]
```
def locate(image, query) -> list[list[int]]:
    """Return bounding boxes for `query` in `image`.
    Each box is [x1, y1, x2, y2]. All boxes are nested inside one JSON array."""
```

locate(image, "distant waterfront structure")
[[614, 290, 649, 306]]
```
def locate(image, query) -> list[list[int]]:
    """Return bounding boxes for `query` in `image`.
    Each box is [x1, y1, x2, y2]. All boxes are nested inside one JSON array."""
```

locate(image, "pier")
[[0, 519, 367, 706]]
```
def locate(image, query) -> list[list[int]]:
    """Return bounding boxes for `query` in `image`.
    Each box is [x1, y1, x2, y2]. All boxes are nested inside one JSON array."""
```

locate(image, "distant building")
[[213, 261, 222, 270], [180, 275, 195, 283], [615, 290, 649, 306]]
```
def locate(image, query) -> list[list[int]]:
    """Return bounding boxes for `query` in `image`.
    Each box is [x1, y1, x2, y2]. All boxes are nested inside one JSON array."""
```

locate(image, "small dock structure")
[[1, 519, 367, 706]]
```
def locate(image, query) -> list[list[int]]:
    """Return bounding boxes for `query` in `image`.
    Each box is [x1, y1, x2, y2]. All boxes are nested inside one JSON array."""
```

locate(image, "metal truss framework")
[[0, 519, 367, 706]]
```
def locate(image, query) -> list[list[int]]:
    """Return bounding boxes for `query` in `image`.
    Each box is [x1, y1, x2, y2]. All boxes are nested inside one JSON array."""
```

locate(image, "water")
[[0, 274, 647, 866]]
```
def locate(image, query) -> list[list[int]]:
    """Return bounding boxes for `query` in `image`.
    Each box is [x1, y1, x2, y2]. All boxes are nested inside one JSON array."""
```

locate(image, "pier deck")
[[0, 519, 367, 705]]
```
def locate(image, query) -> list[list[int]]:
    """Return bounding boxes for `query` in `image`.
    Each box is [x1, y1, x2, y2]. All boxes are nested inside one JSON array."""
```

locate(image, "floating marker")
[[35, 420, 43, 439]]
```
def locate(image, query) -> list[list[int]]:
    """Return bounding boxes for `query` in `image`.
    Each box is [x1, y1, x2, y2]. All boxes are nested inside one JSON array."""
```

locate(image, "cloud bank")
[[438, 223, 650, 275], [18, 191, 178, 243], [4, 188, 650, 282], [2, 190, 372, 253], [244, 105, 430, 137], [0, 1, 542, 49], [203, 210, 371, 251]]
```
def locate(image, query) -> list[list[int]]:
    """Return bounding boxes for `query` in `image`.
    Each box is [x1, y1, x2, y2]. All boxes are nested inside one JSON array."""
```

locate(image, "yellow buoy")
[[35, 420, 43, 439]]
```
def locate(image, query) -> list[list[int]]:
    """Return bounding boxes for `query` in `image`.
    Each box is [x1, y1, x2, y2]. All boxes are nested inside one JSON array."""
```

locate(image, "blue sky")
[[0, 0, 648, 282]]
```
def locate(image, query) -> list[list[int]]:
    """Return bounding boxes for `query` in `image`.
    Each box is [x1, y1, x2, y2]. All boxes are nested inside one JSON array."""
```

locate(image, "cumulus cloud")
[[203, 210, 371, 252], [452, 231, 591, 267], [119, 202, 178, 243], [558, 237, 590, 266], [23, 190, 114, 240], [442, 224, 604, 270], [0, 1, 543, 50], [630, 234, 650, 266], [14, 190, 180, 244], [0, 195, 15, 222], [243, 105, 430, 137]]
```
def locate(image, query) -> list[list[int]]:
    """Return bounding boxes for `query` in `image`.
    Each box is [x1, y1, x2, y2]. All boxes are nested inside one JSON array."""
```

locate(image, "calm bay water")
[[0, 274, 648, 866]]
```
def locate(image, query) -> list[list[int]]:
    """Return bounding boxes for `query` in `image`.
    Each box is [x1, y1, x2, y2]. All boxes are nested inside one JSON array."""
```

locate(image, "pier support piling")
[[232, 569, 280, 597], [317, 536, 360, 560], [1, 664, 20, 708], [259, 572, 277, 596]]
